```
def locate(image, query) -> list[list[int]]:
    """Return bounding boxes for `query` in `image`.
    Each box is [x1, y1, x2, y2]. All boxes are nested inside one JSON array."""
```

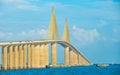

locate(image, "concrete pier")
[[64, 46, 69, 65], [2, 46, 8, 70], [34, 44, 40, 68], [23, 45, 26, 69], [31, 44, 35, 68], [40, 44, 45, 67], [14, 45, 19, 69], [44, 44, 48, 66], [51, 43, 57, 65], [28, 44, 31, 68], [69, 50, 73, 65], [8, 46, 13, 69], [19, 45, 23, 69]]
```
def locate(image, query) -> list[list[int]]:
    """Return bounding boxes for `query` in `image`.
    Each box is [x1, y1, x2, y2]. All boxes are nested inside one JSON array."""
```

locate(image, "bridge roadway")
[[0, 40, 90, 64]]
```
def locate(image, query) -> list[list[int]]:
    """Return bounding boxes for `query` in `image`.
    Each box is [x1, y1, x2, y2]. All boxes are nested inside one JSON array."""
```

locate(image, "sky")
[[0, 0, 120, 64]]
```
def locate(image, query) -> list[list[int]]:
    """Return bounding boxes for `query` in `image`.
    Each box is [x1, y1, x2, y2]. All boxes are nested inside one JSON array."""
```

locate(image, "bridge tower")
[[46, 7, 59, 65], [46, 6, 59, 40], [63, 18, 70, 42], [63, 18, 71, 65]]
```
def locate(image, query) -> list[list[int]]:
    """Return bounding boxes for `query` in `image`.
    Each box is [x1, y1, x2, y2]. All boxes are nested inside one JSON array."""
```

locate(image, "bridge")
[[0, 7, 91, 70]]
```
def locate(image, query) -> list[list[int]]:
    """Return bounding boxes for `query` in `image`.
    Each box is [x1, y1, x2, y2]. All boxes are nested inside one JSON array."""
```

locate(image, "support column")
[[64, 46, 69, 65], [14, 45, 19, 69], [74, 52, 78, 65], [44, 44, 48, 66], [72, 51, 75, 65], [51, 43, 57, 65], [69, 50, 74, 66], [23, 45, 26, 69], [7, 48, 10, 69], [76, 54, 79, 65], [9, 46, 13, 69], [28, 44, 31, 68], [34, 44, 40, 68], [19, 45, 23, 69], [40, 44, 45, 67], [78, 54, 81, 65], [31, 44, 35, 68], [78, 54, 84, 65], [2, 46, 8, 70]]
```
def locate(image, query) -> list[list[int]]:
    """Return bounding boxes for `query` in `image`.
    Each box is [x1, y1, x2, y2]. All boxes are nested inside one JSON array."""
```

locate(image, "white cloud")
[[17, 5, 39, 11], [38, 29, 47, 35], [0, 32, 13, 37], [19, 29, 47, 39], [0, 28, 47, 41], [0, 0, 39, 11], [72, 25, 99, 45]]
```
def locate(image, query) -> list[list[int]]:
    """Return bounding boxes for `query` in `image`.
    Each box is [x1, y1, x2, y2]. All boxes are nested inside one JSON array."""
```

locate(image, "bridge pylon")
[[46, 6, 59, 40], [63, 18, 70, 42]]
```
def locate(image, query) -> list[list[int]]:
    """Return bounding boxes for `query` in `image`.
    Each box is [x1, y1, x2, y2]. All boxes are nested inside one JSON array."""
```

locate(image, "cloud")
[[0, 32, 13, 37], [20, 29, 47, 36], [1, 0, 119, 19], [38, 29, 47, 35], [0, 0, 39, 11], [17, 4, 39, 11], [19, 29, 47, 39], [0, 28, 47, 41], [72, 25, 99, 45]]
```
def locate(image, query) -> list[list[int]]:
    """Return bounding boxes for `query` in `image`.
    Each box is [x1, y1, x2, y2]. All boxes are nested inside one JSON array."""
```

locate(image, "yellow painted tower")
[[46, 6, 59, 40], [63, 18, 70, 42]]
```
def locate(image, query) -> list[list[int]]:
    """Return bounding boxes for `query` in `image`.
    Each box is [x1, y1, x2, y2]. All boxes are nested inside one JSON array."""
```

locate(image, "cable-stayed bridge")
[[0, 7, 90, 70]]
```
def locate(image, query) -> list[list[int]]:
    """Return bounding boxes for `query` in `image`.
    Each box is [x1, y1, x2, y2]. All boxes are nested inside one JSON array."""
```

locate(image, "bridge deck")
[[0, 40, 91, 64]]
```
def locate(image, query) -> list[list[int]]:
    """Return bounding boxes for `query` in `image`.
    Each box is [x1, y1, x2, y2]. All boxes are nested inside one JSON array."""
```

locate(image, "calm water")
[[0, 64, 120, 75]]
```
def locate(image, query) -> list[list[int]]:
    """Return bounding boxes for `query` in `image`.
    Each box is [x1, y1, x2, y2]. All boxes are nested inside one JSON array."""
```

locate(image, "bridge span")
[[0, 40, 90, 70]]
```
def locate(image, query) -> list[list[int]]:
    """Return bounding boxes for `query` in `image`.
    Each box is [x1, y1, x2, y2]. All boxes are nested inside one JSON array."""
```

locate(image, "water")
[[0, 64, 120, 75]]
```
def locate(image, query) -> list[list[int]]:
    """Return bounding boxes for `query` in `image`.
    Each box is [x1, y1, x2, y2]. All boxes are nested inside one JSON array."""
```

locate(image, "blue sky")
[[0, 0, 120, 64]]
